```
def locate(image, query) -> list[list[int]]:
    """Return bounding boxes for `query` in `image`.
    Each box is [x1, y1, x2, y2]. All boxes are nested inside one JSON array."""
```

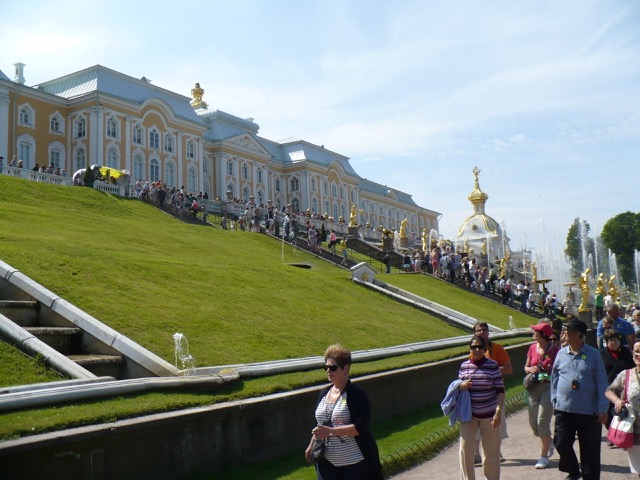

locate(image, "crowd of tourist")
[[443, 300, 640, 480]]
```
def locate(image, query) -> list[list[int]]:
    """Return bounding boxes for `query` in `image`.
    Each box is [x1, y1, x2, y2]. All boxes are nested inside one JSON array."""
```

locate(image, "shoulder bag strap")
[[624, 369, 630, 403]]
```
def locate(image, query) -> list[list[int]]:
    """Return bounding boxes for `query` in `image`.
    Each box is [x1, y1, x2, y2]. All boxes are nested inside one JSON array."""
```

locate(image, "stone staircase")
[[0, 297, 126, 379]]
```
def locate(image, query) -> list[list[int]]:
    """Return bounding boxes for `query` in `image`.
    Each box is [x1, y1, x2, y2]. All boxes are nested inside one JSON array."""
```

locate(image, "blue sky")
[[2, 0, 639, 253]]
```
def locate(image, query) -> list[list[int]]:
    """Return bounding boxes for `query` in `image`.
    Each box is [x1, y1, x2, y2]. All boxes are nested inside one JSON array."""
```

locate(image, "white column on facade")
[[176, 131, 183, 188], [88, 106, 104, 166], [299, 171, 309, 210], [197, 139, 203, 193], [0, 89, 10, 161], [124, 116, 132, 173]]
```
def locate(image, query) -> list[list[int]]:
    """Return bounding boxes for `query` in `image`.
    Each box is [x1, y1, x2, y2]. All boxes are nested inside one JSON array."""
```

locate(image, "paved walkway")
[[390, 409, 635, 479]]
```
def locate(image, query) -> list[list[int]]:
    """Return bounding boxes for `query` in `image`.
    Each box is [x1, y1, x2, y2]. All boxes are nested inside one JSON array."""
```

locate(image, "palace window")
[[149, 129, 159, 149], [164, 134, 174, 153], [186, 140, 195, 158], [75, 148, 86, 172], [50, 113, 64, 134], [242, 163, 248, 179], [76, 118, 86, 138], [133, 125, 143, 144], [150, 159, 160, 182], [166, 162, 175, 188], [275, 179, 281, 192], [227, 160, 233, 175], [257, 168, 263, 183], [50, 151, 60, 169], [339, 187, 344, 199], [291, 198, 300, 212], [290, 177, 299, 192], [106, 148, 119, 169], [107, 117, 117, 138], [331, 184, 337, 197], [133, 154, 144, 180], [188, 166, 196, 192]]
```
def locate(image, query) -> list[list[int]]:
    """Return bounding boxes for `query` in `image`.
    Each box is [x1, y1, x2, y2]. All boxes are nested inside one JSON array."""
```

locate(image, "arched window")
[[19, 107, 31, 125], [341, 205, 346, 219], [188, 166, 197, 192], [75, 148, 86, 172], [324, 201, 330, 216], [17, 134, 36, 169], [49, 112, 64, 134], [242, 187, 249, 202], [106, 148, 119, 169], [257, 168, 263, 183], [290, 177, 299, 191], [323, 182, 328, 195], [150, 159, 160, 182], [331, 184, 337, 197], [49, 142, 65, 169], [186, 140, 195, 158], [133, 154, 144, 180], [242, 163, 248, 179], [166, 162, 175, 188], [257, 191, 264, 204], [311, 178, 316, 192], [333, 204, 338, 221], [291, 198, 300, 212], [312, 198, 318, 213], [227, 184, 235, 198], [339, 187, 344, 199], [149, 129, 159, 149], [227, 160, 233, 175], [275, 179, 281, 192]]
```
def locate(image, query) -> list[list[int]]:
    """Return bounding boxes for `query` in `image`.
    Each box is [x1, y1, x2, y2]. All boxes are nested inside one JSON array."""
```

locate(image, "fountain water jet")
[[173, 332, 196, 375]]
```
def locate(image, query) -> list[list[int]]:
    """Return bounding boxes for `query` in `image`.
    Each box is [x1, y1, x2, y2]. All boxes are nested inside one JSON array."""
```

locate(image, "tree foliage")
[[601, 211, 640, 286], [565, 218, 594, 276]]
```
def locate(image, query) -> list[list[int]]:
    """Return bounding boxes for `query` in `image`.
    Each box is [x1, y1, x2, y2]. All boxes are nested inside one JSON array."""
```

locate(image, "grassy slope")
[[0, 175, 467, 369]]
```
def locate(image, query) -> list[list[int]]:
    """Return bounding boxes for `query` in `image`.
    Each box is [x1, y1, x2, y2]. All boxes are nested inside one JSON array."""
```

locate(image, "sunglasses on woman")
[[323, 364, 340, 372], [470, 345, 485, 351]]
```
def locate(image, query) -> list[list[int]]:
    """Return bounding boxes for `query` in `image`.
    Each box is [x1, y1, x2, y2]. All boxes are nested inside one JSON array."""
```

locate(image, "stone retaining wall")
[[0, 344, 528, 480]]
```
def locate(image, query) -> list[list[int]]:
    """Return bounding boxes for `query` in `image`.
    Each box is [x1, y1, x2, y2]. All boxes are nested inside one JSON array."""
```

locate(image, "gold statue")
[[399, 218, 408, 238], [596, 273, 605, 295], [190, 83, 208, 109], [421, 228, 428, 251], [608, 274, 618, 299], [349, 205, 358, 227], [531, 262, 538, 283], [578, 268, 591, 312], [499, 257, 507, 278]]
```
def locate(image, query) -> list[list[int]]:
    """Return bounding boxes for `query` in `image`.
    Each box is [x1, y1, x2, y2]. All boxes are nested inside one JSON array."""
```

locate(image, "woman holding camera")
[[305, 344, 383, 479], [605, 339, 640, 477]]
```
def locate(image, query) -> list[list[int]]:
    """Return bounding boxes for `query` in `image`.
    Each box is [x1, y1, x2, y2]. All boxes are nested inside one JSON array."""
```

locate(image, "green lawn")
[[0, 174, 532, 442]]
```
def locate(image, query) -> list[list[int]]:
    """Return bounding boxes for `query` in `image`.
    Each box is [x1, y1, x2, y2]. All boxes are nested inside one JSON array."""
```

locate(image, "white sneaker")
[[535, 457, 550, 469], [547, 442, 555, 458]]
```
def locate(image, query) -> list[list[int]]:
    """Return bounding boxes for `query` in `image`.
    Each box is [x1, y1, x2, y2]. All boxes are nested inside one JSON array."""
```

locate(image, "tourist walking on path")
[[605, 340, 640, 477], [600, 329, 635, 435], [340, 238, 348, 266], [551, 318, 609, 480], [524, 322, 559, 469], [457, 335, 505, 480], [305, 344, 384, 479], [473, 322, 512, 464]]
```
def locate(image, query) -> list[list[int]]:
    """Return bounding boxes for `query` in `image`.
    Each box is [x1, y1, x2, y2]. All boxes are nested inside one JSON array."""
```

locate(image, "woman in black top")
[[305, 344, 384, 479], [600, 329, 634, 430]]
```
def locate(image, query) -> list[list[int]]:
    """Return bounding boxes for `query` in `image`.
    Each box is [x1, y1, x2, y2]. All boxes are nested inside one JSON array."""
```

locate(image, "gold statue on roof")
[[191, 83, 208, 109]]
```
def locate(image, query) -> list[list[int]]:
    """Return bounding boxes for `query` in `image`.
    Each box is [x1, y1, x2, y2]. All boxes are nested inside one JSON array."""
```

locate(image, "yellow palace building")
[[0, 62, 440, 236]]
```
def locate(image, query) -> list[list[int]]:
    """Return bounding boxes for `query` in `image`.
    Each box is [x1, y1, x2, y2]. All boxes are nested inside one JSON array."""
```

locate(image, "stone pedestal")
[[348, 226, 359, 238], [399, 237, 409, 249], [579, 310, 593, 329], [383, 237, 394, 252]]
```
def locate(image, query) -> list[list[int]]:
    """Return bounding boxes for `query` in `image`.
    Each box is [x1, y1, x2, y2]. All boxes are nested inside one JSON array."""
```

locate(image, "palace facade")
[[0, 62, 440, 236]]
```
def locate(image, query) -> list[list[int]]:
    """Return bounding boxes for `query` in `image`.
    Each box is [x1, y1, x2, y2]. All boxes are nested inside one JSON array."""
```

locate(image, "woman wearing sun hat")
[[525, 321, 560, 469]]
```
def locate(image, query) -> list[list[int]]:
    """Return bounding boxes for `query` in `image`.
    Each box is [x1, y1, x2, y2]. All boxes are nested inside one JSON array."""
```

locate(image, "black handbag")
[[311, 436, 326, 463], [523, 372, 539, 391]]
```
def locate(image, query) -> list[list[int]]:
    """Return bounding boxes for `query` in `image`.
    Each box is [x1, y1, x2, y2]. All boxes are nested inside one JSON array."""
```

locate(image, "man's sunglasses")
[[323, 364, 340, 372]]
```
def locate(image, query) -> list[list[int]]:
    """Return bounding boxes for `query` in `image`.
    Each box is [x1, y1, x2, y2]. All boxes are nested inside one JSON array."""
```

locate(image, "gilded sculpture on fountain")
[[421, 228, 428, 251], [596, 273, 606, 295], [579, 268, 591, 313], [399, 218, 408, 239], [349, 205, 358, 227], [608, 274, 619, 300]]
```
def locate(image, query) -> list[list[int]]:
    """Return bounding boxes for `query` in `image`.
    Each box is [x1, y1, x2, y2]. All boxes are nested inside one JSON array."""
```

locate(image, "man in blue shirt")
[[595, 303, 635, 349], [551, 318, 609, 480]]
